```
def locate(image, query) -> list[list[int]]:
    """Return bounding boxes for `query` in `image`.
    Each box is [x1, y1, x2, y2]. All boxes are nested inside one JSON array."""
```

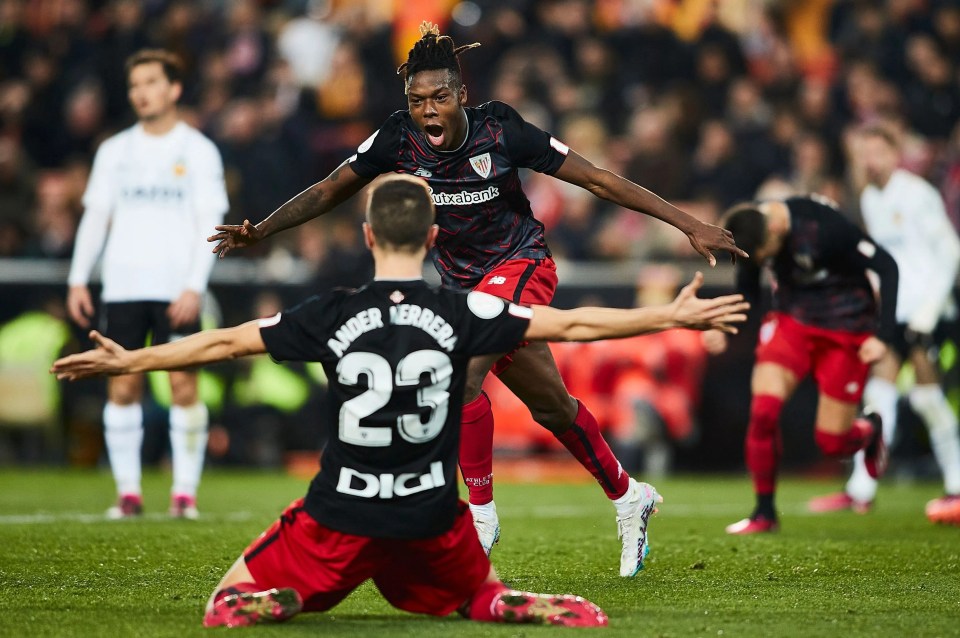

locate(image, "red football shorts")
[[242, 498, 491, 616], [473, 257, 559, 375], [754, 312, 871, 403]]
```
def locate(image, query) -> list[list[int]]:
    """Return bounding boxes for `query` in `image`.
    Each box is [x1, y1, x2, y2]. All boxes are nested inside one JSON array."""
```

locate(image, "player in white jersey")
[[809, 126, 960, 525], [66, 49, 229, 520]]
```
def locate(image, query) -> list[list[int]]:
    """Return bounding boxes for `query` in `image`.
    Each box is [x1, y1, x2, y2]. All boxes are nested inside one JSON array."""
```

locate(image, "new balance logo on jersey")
[[336, 461, 445, 499], [429, 186, 499, 206], [413, 167, 432, 178], [488, 276, 507, 285], [469, 153, 492, 178]]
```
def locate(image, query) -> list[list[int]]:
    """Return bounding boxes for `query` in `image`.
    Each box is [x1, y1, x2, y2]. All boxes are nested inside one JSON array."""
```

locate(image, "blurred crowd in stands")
[[2, 0, 960, 273], [1, 0, 960, 469]]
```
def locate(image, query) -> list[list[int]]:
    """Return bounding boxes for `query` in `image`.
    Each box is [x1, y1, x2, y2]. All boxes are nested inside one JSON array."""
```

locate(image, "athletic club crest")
[[469, 153, 492, 178]]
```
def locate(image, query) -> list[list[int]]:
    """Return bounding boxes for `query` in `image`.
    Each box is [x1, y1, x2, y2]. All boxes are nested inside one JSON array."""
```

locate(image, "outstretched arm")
[[208, 162, 372, 258], [553, 151, 747, 266], [51, 322, 267, 381], [524, 272, 749, 342]]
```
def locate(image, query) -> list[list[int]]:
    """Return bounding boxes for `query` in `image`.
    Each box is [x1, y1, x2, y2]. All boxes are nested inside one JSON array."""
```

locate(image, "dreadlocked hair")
[[397, 21, 480, 91]]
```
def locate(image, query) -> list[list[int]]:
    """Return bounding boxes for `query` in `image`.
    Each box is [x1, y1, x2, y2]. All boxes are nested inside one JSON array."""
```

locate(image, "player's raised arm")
[[208, 161, 373, 258], [523, 272, 749, 342], [51, 321, 267, 381], [552, 150, 748, 266]]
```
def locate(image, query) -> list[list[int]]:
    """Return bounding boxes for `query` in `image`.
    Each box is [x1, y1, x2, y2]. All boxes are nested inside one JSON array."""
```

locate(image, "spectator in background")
[[276, 0, 339, 90], [26, 170, 77, 258], [96, 0, 150, 122], [688, 119, 755, 207], [65, 49, 228, 520], [219, 0, 271, 97], [789, 132, 833, 194], [20, 46, 67, 168], [902, 34, 960, 140], [0, 136, 35, 246], [623, 106, 688, 202]]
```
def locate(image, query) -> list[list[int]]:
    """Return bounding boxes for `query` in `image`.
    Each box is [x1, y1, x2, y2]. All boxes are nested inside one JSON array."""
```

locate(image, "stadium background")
[[0, 0, 957, 478]]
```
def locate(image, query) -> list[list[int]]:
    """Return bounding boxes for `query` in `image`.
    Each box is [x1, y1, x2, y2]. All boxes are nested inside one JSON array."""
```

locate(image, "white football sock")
[[169, 402, 209, 498], [910, 385, 960, 495], [103, 402, 143, 496], [845, 378, 899, 502]]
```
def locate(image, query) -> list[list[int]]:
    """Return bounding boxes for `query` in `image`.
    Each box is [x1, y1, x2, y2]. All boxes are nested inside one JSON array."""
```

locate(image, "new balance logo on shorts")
[[488, 276, 507, 285]]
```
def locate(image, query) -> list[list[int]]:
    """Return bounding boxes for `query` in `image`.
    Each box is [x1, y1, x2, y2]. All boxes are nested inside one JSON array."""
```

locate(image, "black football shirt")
[[737, 195, 899, 341], [259, 279, 530, 538], [348, 101, 569, 289]]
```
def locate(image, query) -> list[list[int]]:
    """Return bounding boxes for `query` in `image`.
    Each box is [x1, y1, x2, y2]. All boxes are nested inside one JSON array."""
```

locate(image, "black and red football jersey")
[[737, 196, 899, 341], [259, 279, 531, 539], [348, 101, 569, 289]]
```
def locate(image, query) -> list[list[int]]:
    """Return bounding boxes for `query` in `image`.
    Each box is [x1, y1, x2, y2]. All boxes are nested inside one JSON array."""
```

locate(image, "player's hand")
[[669, 272, 750, 333], [66, 285, 95, 328], [687, 220, 749, 267], [207, 219, 263, 258], [168, 290, 202, 328], [50, 330, 129, 381], [701, 329, 729, 355], [858, 336, 888, 365]]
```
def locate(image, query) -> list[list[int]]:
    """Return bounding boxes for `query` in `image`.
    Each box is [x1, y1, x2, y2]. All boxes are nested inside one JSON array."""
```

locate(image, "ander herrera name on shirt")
[[327, 304, 458, 357]]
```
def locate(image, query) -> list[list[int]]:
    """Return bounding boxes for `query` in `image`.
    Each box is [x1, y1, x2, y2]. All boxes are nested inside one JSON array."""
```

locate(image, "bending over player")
[[705, 194, 899, 534], [54, 175, 748, 627]]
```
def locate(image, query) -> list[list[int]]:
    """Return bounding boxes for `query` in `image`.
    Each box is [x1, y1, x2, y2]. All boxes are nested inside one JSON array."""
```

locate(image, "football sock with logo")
[[460, 392, 495, 505], [555, 399, 630, 500], [103, 402, 144, 496], [745, 395, 784, 497], [170, 402, 209, 497]]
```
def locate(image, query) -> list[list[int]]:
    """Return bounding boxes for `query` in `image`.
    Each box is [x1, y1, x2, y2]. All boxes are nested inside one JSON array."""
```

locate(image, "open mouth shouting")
[[424, 123, 445, 147]]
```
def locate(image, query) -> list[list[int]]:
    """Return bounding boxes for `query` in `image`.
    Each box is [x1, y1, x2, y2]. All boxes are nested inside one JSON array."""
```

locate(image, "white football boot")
[[615, 478, 662, 577], [470, 501, 501, 556]]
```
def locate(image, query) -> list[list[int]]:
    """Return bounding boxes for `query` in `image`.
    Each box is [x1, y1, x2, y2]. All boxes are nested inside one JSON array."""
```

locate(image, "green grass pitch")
[[0, 469, 957, 637]]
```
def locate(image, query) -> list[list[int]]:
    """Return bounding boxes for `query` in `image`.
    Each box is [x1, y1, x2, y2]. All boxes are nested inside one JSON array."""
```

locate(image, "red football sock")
[[815, 418, 872, 457], [555, 400, 630, 500], [467, 580, 509, 622], [460, 392, 495, 505], [745, 395, 784, 496]]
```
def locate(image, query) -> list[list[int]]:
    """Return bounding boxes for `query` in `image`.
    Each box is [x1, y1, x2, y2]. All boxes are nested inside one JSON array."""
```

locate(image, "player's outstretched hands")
[[51, 331, 129, 381], [687, 220, 749, 267], [207, 219, 263, 258], [669, 272, 750, 333]]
